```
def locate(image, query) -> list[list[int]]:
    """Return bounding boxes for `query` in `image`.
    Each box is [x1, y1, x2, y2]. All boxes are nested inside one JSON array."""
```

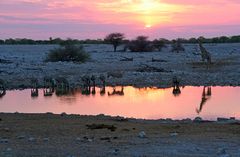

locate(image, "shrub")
[[128, 36, 154, 52], [46, 44, 90, 63], [152, 39, 167, 51], [171, 39, 185, 53]]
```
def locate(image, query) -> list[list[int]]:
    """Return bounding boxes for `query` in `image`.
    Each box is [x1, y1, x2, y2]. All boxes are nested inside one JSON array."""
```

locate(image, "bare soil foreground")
[[0, 43, 240, 89], [0, 113, 240, 157]]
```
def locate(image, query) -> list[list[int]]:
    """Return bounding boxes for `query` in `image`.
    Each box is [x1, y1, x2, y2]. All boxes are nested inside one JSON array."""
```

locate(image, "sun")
[[145, 24, 152, 28]]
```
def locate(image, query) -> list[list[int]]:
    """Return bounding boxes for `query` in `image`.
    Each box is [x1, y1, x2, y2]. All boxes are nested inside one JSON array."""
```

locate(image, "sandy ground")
[[0, 43, 240, 89], [0, 113, 239, 157]]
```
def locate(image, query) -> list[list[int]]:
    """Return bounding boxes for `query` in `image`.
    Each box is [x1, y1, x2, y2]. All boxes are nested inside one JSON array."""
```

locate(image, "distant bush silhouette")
[[152, 39, 167, 51], [1, 35, 240, 45], [171, 39, 185, 53], [46, 44, 90, 63], [128, 36, 154, 52], [105, 33, 125, 52]]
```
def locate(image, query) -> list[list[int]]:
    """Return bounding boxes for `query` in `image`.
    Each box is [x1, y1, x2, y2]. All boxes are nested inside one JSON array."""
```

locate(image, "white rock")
[[43, 138, 49, 142], [170, 132, 178, 137], [76, 137, 81, 141], [138, 131, 146, 138], [28, 137, 36, 142]]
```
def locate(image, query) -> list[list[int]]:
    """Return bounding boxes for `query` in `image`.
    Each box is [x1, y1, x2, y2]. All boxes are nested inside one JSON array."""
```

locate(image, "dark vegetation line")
[[0, 35, 240, 45]]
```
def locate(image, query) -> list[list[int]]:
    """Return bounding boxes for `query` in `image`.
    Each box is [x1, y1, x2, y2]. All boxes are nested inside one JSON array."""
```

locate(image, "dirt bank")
[[0, 113, 239, 157]]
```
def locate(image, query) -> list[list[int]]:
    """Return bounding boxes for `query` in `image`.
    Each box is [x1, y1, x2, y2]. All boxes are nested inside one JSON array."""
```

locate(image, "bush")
[[46, 44, 90, 63], [152, 39, 166, 51], [128, 36, 154, 52], [171, 39, 185, 53]]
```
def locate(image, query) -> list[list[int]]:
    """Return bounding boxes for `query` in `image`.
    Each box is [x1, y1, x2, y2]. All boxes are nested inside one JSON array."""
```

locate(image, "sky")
[[0, 0, 240, 39]]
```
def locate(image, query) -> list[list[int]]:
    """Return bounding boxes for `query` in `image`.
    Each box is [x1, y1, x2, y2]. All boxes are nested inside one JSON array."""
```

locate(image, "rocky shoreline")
[[0, 113, 240, 157]]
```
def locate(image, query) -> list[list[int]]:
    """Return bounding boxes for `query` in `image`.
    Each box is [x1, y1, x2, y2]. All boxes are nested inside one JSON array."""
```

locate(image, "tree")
[[171, 39, 185, 53], [105, 33, 125, 52], [128, 36, 153, 52]]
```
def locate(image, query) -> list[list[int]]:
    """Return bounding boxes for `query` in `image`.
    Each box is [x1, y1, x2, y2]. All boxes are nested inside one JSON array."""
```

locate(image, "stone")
[[3, 128, 10, 132], [76, 137, 81, 142], [17, 135, 25, 139], [170, 132, 178, 137], [6, 148, 12, 152], [111, 149, 119, 155], [28, 137, 36, 142], [43, 138, 49, 142], [138, 131, 146, 138], [217, 148, 231, 157], [0, 138, 9, 143]]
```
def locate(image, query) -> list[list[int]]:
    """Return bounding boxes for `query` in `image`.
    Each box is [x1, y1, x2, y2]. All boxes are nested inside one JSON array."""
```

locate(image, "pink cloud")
[[0, 0, 239, 39]]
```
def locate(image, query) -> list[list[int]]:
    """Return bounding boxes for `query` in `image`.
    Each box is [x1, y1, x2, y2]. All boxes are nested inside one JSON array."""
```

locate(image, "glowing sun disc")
[[145, 24, 152, 28]]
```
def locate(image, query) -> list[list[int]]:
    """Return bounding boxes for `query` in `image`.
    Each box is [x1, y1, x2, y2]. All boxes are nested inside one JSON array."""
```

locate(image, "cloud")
[[0, 0, 240, 39]]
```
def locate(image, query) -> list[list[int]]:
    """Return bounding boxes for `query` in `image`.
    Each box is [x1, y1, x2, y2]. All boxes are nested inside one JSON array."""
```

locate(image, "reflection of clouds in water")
[[0, 86, 240, 120]]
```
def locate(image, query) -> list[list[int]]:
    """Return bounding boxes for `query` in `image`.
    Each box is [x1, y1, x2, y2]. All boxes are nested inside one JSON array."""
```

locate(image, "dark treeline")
[[0, 38, 104, 45], [0, 35, 240, 45]]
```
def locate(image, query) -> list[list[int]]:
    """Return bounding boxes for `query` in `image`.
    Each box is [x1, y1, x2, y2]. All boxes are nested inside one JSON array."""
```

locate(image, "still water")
[[0, 86, 239, 120]]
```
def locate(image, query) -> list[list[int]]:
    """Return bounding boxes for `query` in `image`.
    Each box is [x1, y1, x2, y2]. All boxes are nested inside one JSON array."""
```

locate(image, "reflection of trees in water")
[[108, 86, 124, 96], [172, 76, 181, 97], [0, 79, 6, 98], [196, 86, 212, 114], [31, 78, 39, 97]]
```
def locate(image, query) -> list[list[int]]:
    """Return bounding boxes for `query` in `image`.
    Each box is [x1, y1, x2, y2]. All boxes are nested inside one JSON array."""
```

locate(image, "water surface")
[[0, 86, 239, 120]]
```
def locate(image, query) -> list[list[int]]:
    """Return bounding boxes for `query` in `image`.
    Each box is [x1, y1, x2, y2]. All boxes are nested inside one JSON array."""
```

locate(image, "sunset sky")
[[0, 0, 240, 39]]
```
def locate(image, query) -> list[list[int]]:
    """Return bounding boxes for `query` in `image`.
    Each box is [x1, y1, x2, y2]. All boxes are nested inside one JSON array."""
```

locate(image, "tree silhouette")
[[105, 33, 125, 52]]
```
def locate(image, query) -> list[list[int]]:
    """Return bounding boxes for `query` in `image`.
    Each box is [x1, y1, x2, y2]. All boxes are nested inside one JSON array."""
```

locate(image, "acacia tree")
[[105, 33, 125, 52], [128, 36, 153, 52]]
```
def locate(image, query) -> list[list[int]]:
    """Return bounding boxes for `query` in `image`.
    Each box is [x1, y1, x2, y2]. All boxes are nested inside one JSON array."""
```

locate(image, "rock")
[[83, 136, 93, 142], [217, 148, 231, 157], [100, 137, 111, 141], [111, 149, 119, 155], [43, 138, 49, 142], [170, 132, 178, 137], [193, 117, 203, 122], [76, 137, 81, 142], [138, 131, 146, 138], [0, 138, 9, 143], [3, 128, 10, 132], [28, 137, 36, 142], [6, 148, 12, 152], [17, 135, 25, 139], [86, 124, 117, 132]]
